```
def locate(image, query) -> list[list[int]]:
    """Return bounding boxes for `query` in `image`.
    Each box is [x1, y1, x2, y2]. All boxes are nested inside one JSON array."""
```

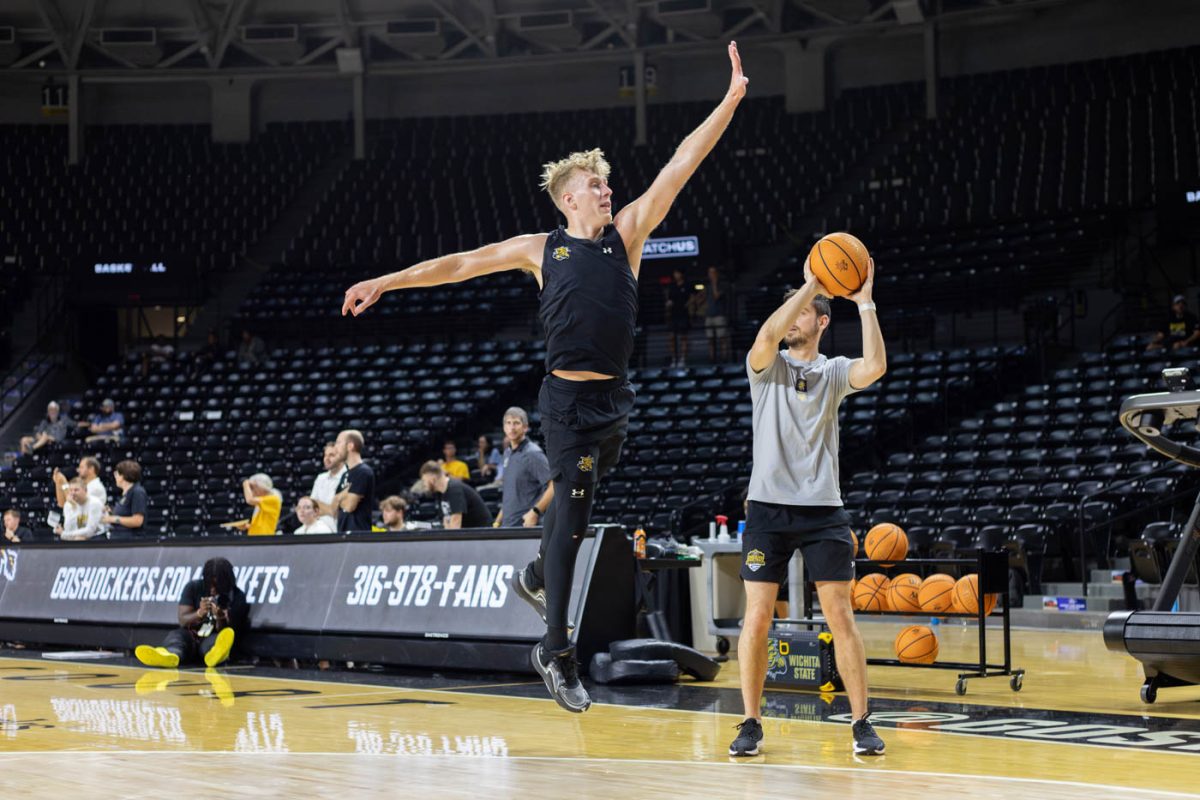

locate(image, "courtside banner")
[[0, 530, 601, 640]]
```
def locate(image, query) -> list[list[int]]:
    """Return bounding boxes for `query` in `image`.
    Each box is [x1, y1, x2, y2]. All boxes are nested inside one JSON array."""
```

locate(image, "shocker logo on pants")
[[745, 549, 765, 573], [576, 455, 594, 472]]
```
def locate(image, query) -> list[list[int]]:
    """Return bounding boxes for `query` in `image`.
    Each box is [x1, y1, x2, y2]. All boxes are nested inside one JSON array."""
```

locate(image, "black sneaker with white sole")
[[512, 563, 548, 623], [531, 642, 591, 713], [852, 714, 885, 755], [729, 718, 764, 756]]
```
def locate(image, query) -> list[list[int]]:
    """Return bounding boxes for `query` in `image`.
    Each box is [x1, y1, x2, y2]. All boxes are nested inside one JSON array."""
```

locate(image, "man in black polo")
[[419, 461, 491, 529], [496, 407, 554, 527]]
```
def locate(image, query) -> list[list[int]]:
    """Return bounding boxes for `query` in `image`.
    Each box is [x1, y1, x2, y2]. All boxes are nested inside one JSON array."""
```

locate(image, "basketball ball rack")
[[797, 549, 1025, 695]]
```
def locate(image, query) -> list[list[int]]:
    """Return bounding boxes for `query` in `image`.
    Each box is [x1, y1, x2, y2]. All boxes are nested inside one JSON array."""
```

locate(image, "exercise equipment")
[[1104, 383, 1200, 702]]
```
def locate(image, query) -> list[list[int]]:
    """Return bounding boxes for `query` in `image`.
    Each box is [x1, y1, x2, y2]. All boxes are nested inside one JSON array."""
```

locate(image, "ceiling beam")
[[66, 0, 97, 70], [430, 0, 492, 59], [213, 0, 254, 68], [184, 0, 218, 67], [29, 0, 69, 65], [155, 39, 206, 69], [11, 42, 58, 70], [333, 0, 357, 47], [788, 0, 850, 26], [585, 0, 636, 48], [296, 35, 347, 66]]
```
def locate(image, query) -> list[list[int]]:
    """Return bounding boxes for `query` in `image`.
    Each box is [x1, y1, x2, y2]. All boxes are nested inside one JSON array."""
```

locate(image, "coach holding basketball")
[[730, 255, 887, 758]]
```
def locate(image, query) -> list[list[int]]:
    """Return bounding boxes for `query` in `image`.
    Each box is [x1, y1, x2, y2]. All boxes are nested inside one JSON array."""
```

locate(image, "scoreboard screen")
[[77, 257, 201, 305]]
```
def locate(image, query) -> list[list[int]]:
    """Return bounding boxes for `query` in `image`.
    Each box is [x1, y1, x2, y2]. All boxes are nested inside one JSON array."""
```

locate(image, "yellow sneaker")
[[204, 667, 236, 707], [204, 628, 235, 668], [134, 668, 179, 695], [135, 645, 180, 668]]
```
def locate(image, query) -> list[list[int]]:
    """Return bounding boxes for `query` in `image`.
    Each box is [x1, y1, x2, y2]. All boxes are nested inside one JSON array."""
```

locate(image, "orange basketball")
[[953, 573, 998, 616], [850, 529, 859, 558], [865, 523, 908, 565], [918, 573, 957, 613], [853, 573, 890, 612], [808, 232, 870, 298], [887, 573, 923, 613], [895, 625, 939, 664]]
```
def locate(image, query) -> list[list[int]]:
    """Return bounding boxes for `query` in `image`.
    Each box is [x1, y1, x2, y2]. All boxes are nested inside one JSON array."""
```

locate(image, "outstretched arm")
[[747, 259, 821, 373], [342, 233, 547, 317], [615, 42, 749, 262], [847, 260, 886, 389]]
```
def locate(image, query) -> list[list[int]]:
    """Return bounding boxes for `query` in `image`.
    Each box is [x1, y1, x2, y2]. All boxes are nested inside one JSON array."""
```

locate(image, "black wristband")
[[530, 507, 541, 517]]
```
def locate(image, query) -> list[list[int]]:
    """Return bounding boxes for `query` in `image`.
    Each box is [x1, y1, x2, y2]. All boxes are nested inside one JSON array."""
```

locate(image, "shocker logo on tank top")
[[552, 246, 571, 261]]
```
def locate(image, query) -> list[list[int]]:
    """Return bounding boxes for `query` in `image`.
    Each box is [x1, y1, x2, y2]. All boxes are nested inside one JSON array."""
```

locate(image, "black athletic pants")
[[161, 627, 222, 666], [532, 375, 634, 652]]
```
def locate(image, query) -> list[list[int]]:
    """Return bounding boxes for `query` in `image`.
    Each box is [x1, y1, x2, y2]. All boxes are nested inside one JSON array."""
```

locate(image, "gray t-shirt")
[[500, 439, 551, 526], [746, 351, 858, 506]]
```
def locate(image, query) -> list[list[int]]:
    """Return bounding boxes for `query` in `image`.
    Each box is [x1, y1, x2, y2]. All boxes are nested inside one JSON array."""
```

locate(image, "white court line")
[[4, 654, 1199, 762], [0, 751, 1194, 798]]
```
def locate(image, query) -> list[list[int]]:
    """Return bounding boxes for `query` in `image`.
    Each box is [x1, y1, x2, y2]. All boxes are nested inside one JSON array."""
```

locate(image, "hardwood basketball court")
[[2, 622, 1197, 798]]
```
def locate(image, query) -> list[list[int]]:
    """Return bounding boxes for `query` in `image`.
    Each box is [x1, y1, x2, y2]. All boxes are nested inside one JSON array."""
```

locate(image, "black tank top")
[[539, 225, 639, 378]]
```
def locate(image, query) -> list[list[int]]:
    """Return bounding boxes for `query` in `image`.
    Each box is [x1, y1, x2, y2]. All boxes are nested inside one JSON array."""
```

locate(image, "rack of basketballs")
[[802, 522, 1026, 695]]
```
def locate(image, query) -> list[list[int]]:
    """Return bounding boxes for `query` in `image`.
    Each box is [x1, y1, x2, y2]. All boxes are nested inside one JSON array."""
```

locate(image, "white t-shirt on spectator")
[[87, 477, 107, 506], [61, 496, 106, 541], [310, 465, 347, 531], [294, 519, 335, 535]]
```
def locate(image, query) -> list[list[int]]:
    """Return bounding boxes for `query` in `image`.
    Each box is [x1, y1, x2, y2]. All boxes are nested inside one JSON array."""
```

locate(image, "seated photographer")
[[135, 557, 248, 669]]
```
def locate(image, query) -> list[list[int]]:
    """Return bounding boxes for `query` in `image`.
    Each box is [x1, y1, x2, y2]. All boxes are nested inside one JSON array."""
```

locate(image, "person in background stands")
[[1147, 294, 1200, 352], [20, 401, 71, 455], [333, 429, 375, 533], [697, 266, 733, 363], [229, 473, 280, 536], [378, 495, 409, 531], [419, 461, 492, 529], [495, 407, 553, 528], [293, 496, 334, 535], [440, 440, 471, 481], [82, 398, 124, 445], [102, 460, 149, 539], [665, 267, 693, 368], [309, 441, 347, 531], [57, 478, 106, 541], [237, 328, 267, 367], [2, 509, 31, 544], [476, 435, 502, 484], [192, 329, 223, 377], [53, 456, 107, 509]]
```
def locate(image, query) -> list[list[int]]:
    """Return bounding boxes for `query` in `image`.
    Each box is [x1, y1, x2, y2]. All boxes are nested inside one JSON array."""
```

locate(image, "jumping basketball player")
[[729, 257, 887, 757], [342, 42, 749, 713]]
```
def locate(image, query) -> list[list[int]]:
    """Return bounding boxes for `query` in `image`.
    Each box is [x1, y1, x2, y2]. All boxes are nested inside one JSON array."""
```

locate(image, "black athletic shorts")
[[538, 375, 635, 486], [740, 501, 856, 583]]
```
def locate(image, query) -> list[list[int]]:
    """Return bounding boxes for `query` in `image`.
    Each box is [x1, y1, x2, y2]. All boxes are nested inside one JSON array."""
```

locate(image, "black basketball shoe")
[[512, 563, 548, 623], [532, 642, 591, 713], [728, 718, 764, 756], [852, 714, 885, 755]]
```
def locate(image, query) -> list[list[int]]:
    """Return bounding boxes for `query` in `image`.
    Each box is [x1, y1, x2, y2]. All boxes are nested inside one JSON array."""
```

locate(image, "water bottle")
[[737, 520, 746, 543], [716, 514, 730, 542]]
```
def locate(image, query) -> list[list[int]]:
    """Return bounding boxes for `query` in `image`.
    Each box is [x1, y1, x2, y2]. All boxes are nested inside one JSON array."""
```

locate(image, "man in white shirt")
[[293, 496, 335, 535], [57, 478, 106, 541], [308, 442, 346, 531], [52, 456, 107, 510]]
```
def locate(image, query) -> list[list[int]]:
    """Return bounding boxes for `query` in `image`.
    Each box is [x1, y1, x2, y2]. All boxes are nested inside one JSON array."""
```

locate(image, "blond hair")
[[539, 148, 611, 211]]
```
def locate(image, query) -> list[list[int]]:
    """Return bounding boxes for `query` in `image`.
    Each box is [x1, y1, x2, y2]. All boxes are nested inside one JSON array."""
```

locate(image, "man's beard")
[[784, 332, 808, 347]]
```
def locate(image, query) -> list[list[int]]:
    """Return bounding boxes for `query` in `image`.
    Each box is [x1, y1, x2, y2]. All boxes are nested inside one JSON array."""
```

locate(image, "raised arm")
[[342, 233, 547, 317], [748, 259, 822, 373], [615, 42, 748, 264], [846, 260, 886, 389]]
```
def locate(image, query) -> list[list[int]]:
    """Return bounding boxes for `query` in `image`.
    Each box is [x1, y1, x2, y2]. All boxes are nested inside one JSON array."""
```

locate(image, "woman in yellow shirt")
[[235, 473, 282, 535]]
